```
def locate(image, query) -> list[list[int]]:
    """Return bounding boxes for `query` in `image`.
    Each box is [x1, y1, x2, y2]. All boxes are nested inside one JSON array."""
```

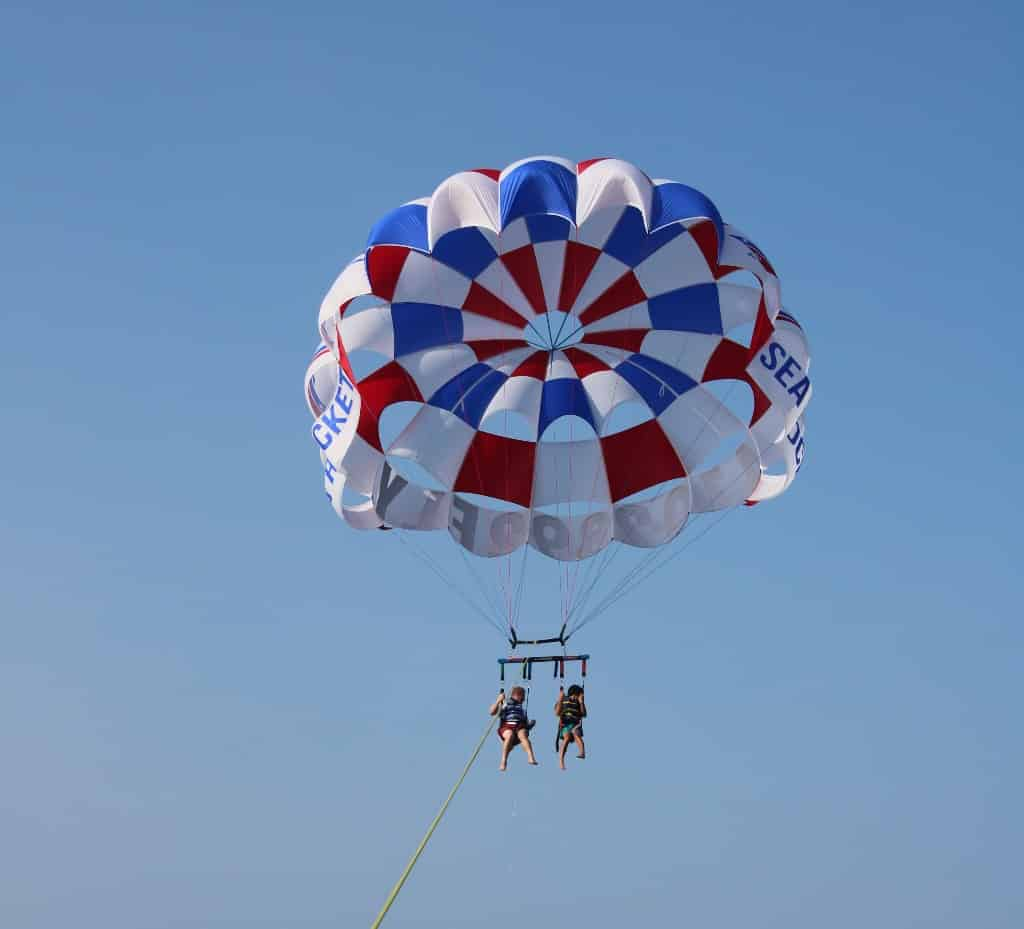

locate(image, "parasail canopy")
[[305, 156, 811, 566]]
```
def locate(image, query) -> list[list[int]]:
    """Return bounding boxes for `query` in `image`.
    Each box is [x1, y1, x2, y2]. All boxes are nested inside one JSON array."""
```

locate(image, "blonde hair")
[[509, 686, 526, 701]]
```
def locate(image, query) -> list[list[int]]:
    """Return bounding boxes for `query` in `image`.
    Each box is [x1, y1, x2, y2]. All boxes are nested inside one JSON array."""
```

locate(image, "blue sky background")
[[2, 1, 1021, 927]]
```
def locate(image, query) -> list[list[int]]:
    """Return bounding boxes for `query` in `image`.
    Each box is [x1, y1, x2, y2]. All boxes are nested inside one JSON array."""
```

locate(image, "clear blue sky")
[[2, 1, 1021, 927]]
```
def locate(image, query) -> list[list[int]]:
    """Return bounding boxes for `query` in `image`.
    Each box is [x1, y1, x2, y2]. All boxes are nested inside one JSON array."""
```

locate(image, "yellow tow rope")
[[369, 713, 499, 928]]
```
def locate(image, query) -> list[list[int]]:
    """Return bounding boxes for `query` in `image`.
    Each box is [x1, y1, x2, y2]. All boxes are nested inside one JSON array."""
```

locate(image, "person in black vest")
[[554, 684, 587, 770], [489, 686, 538, 771]]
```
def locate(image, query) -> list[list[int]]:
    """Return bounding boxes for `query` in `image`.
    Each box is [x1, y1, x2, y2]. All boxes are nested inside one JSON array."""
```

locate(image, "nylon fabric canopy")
[[305, 156, 812, 564]]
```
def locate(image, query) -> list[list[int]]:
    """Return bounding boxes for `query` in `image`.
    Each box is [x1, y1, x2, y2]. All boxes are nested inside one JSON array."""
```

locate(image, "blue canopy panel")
[[651, 182, 724, 256], [390, 302, 464, 357], [500, 160, 578, 230], [367, 203, 429, 252], [538, 377, 597, 437], [428, 362, 509, 429], [601, 206, 689, 268], [431, 227, 498, 279], [647, 283, 724, 335], [614, 354, 696, 417]]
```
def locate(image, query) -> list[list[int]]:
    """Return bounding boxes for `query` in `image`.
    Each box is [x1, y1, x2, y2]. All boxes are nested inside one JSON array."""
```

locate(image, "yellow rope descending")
[[369, 713, 499, 929]]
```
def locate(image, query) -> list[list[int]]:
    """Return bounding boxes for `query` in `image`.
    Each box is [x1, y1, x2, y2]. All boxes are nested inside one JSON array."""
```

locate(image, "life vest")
[[559, 695, 583, 726], [500, 700, 527, 727]]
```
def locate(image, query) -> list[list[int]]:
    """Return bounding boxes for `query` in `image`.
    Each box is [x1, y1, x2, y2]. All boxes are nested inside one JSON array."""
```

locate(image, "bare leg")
[[575, 733, 586, 759], [559, 730, 569, 770], [517, 728, 538, 765], [499, 730, 517, 770]]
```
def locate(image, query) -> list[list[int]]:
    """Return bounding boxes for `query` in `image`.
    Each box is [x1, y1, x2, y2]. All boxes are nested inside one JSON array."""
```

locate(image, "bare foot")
[[528, 759, 539, 765], [560, 761, 566, 770], [499, 763, 507, 771], [576, 753, 586, 759]]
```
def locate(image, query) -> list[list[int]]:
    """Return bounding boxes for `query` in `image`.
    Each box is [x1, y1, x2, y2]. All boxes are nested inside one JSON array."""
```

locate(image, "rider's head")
[[566, 684, 583, 698], [509, 686, 526, 702]]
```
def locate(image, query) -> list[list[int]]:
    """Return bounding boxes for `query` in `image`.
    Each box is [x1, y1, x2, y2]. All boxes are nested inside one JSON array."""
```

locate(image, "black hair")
[[566, 684, 584, 697]]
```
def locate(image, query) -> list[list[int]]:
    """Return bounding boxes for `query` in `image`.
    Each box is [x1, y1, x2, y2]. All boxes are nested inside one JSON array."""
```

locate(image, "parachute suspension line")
[[550, 222, 578, 349], [457, 544, 507, 632], [553, 223, 584, 629], [571, 505, 740, 637], [562, 415, 574, 628], [566, 534, 613, 623], [543, 348, 571, 635], [566, 512, 704, 636], [497, 552, 512, 637], [368, 712, 499, 929], [563, 297, 642, 622], [566, 528, 688, 637], [502, 264, 531, 633], [571, 511, 735, 635], [428, 249, 506, 627], [568, 375, 759, 637], [511, 541, 531, 632], [506, 347, 521, 635], [564, 413, 586, 626], [396, 533, 506, 637], [563, 539, 626, 634]]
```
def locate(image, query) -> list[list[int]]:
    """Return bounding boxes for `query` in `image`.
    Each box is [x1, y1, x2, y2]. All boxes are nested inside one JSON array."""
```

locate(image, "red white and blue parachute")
[[305, 157, 810, 565]]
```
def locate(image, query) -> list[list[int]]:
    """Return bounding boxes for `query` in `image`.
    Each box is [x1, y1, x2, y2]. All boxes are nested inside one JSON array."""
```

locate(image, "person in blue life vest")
[[489, 686, 538, 771], [554, 684, 587, 770]]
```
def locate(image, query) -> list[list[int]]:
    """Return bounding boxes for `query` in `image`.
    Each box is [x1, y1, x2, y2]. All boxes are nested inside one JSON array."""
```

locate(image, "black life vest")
[[559, 695, 583, 725]]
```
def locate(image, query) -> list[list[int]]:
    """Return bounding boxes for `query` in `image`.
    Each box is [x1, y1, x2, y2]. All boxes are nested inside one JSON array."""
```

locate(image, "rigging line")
[[572, 438, 763, 633], [563, 544, 615, 631], [563, 546, 605, 628], [497, 403, 509, 626], [570, 508, 736, 635], [551, 315, 573, 350], [554, 323, 583, 349], [397, 533, 505, 637], [568, 373, 762, 633], [577, 354, 743, 624], [562, 415, 577, 625], [565, 536, 624, 627], [495, 553, 510, 631], [523, 317, 549, 348], [542, 348, 570, 629], [578, 512, 719, 627], [566, 518, 708, 636], [562, 322, 742, 619], [564, 418, 589, 621], [511, 540, 531, 633], [427, 245, 496, 595], [613, 515, 725, 607], [369, 712, 499, 929], [586, 514, 711, 618], [550, 225, 578, 349], [579, 527, 631, 608], [565, 316, 639, 620], [563, 538, 625, 633], [569, 533, 698, 638], [399, 536, 504, 636], [501, 401, 513, 629], [457, 544, 507, 629], [565, 544, 658, 638], [504, 548, 517, 632], [565, 542, 600, 618]]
